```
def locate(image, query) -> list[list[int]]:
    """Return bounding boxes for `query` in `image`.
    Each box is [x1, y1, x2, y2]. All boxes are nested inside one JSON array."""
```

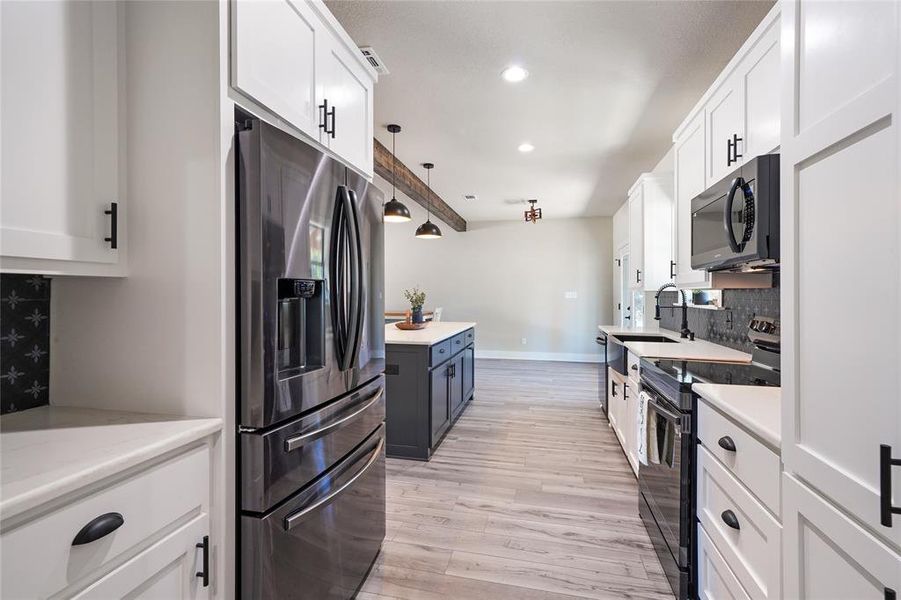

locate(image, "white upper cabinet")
[[612, 201, 629, 252], [232, 0, 320, 140], [0, 0, 125, 276], [230, 0, 377, 177], [705, 75, 744, 187], [317, 33, 374, 176], [781, 0, 900, 555], [628, 174, 673, 291], [673, 111, 711, 289]]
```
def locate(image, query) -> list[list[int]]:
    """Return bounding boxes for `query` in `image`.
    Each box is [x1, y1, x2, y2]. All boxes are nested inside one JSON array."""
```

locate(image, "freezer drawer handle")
[[284, 388, 384, 452], [283, 436, 384, 531]]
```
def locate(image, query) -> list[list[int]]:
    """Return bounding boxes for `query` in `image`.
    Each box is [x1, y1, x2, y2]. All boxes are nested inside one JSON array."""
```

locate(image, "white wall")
[[381, 176, 613, 362]]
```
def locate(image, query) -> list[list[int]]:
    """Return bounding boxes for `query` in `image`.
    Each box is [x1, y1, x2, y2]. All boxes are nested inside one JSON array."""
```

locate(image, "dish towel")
[[638, 389, 651, 465]]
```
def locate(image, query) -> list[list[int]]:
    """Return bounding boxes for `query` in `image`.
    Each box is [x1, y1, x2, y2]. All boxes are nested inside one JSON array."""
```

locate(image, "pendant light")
[[383, 124, 411, 223], [415, 162, 442, 239]]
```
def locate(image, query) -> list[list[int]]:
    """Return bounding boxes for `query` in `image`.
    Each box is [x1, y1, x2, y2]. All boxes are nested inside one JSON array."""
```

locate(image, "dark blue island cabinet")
[[384, 323, 475, 459]]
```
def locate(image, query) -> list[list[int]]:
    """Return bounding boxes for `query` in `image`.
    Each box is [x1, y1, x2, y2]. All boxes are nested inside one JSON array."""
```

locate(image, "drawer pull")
[[718, 436, 737, 452], [196, 535, 209, 587], [72, 512, 124, 546], [439, 348, 446, 354], [721, 509, 741, 530], [630, 364, 638, 372]]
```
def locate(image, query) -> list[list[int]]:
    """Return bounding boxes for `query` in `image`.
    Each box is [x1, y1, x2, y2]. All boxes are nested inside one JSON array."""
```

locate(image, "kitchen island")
[[384, 322, 476, 459]]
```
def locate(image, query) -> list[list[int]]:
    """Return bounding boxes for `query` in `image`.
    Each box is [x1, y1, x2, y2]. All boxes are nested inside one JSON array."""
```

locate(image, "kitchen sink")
[[612, 334, 679, 343]]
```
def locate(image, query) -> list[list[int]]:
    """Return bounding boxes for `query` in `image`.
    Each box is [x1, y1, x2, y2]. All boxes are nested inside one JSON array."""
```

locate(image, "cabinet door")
[[627, 188, 644, 288], [318, 36, 373, 175], [705, 76, 744, 187], [430, 364, 450, 444], [0, 0, 122, 274], [608, 370, 621, 431], [623, 381, 638, 473], [449, 354, 464, 418], [781, 0, 900, 549], [72, 515, 209, 600], [462, 346, 474, 402], [741, 16, 780, 158], [673, 111, 711, 288], [232, 0, 319, 139], [783, 474, 901, 600]]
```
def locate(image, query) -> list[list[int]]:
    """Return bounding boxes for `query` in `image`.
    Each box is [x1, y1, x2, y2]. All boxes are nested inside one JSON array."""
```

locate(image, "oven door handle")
[[283, 435, 384, 531], [648, 397, 681, 423]]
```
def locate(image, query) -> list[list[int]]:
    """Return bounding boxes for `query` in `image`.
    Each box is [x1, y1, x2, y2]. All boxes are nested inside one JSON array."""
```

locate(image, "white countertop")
[[0, 406, 222, 521], [693, 384, 782, 449], [598, 325, 752, 363], [385, 321, 476, 346]]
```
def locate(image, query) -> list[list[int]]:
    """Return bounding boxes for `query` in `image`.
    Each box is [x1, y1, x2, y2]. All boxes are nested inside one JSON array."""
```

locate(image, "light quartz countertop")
[[598, 325, 752, 363], [385, 321, 476, 346], [0, 406, 222, 522], [693, 384, 781, 449]]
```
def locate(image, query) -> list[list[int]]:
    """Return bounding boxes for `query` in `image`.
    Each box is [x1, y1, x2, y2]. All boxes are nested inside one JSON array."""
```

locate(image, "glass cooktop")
[[649, 358, 780, 388]]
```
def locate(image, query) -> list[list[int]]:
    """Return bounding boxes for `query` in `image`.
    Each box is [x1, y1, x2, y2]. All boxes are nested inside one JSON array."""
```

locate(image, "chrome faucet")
[[654, 283, 694, 340]]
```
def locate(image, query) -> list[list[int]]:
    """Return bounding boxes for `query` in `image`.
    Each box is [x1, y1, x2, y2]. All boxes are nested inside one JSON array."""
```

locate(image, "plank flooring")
[[360, 359, 674, 600]]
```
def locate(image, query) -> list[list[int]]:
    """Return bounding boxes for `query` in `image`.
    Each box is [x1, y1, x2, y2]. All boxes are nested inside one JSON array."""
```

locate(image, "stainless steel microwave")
[[691, 154, 779, 272]]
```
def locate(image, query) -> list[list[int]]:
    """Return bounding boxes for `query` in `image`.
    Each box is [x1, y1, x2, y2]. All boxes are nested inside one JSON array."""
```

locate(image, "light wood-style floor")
[[360, 359, 674, 600]]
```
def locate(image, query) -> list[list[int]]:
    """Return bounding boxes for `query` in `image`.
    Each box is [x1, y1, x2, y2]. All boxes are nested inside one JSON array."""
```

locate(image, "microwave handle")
[[723, 177, 745, 253]]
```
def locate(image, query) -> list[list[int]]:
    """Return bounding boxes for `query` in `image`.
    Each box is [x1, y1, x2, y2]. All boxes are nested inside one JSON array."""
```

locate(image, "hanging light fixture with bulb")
[[383, 124, 411, 223], [415, 163, 442, 239], [524, 199, 543, 224]]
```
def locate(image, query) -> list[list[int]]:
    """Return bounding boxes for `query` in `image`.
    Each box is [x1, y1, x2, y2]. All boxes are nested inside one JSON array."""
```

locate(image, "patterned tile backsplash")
[[1, 274, 51, 414], [659, 275, 780, 354]]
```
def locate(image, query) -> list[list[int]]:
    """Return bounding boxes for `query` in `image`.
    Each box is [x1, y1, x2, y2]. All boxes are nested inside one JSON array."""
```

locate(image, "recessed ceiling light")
[[501, 65, 529, 83], [518, 142, 535, 153]]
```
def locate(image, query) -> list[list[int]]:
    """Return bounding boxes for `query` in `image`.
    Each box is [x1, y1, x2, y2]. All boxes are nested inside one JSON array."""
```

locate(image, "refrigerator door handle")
[[330, 186, 350, 367], [339, 185, 361, 371], [345, 188, 365, 368], [283, 435, 384, 531], [284, 387, 384, 451]]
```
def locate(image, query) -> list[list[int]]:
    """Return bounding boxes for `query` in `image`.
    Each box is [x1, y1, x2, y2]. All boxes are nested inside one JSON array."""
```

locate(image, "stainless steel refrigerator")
[[236, 116, 386, 599]]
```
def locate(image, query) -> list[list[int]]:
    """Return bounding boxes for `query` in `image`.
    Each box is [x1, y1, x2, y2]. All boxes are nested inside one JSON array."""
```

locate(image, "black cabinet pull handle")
[[611, 381, 617, 397], [196, 535, 209, 587], [732, 133, 743, 163], [439, 348, 445, 354], [721, 509, 740, 530], [880, 444, 901, 526], [718, 436, 737, 452], [319, 99, 329, 132], [104, 202, 118, 249], [631, 364, 638, 372], [669, 260, 676, 279], [636, 269, 641, 283], [72, 512, 124, 545], [727, 137, 734, 166], [328, 106, 336, 138]]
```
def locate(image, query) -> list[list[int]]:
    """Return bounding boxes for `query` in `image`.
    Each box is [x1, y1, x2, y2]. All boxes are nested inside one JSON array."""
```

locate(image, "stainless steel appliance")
[[691, 154, 779, 272], [236, 115, 386, 599], [597, 332, 677, 416], [638, 317, 781, 599]]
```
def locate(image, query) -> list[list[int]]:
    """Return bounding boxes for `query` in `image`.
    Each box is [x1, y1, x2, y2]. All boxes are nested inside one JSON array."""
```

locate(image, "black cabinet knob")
[[718, 436, 737, 452], [72, 512, 124, 545], [721, 509, 740, 530]]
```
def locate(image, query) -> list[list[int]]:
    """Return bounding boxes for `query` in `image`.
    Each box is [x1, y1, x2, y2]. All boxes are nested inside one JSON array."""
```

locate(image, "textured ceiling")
[[327, 0, 774, 221]]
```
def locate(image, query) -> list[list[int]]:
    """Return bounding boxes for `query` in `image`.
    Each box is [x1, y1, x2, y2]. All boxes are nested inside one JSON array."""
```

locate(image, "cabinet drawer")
[[1, 445, 210, 599], [464, 328, 475, 346], [697, 400, 781, 517], [696, 445, 781, 600], [430, 339, 452, 366], [450, 333, 466, 353], [697, 523, 751, 600]]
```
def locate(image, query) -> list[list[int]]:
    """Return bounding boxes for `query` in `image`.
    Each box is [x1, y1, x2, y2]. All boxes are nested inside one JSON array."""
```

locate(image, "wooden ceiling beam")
[[373, 138, 467, 232]]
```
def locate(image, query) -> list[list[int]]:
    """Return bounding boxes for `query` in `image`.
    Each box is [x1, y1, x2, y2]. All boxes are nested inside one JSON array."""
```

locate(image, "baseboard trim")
[[474, 350, 602, 363]]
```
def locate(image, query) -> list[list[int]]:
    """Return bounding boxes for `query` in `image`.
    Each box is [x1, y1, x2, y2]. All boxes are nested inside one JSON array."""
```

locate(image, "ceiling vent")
[[463, 194, 478, 201], [360, 47, 389, 75]]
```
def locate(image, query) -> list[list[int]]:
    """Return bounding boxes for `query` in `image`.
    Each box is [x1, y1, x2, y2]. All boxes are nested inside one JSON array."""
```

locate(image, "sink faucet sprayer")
[[654, 283, 694, 340]]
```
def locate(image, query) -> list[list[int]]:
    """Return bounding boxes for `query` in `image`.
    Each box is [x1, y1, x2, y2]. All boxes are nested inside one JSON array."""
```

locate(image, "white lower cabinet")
[[783, 473, 901, 600], [72, 515, 209, 600], [697, 524, 751, 600], [0, 446, 211, 599]]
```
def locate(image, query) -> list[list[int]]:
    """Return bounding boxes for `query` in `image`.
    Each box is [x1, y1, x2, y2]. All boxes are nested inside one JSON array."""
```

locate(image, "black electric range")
[[637, 317, 780, 600]]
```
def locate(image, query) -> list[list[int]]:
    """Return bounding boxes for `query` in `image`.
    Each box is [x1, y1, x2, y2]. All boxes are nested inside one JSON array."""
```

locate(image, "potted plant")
[[404, 287, 427, 324]]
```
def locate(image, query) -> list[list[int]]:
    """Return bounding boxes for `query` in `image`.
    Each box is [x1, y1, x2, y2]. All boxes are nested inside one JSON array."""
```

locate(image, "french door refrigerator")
[[236, 116, 386, 599]]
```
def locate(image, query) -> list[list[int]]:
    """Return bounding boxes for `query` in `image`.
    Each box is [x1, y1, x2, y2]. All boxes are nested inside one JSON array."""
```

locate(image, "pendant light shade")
[[383, 124, 411, 223], [416, 162, 442, 239]]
